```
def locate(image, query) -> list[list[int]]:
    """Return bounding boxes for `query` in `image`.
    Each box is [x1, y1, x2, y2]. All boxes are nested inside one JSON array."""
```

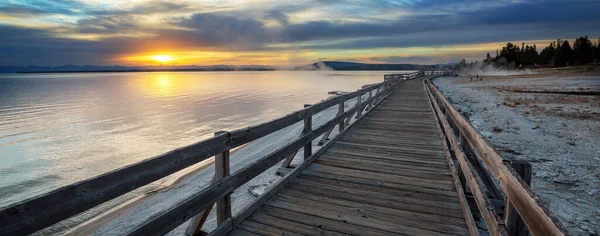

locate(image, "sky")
[[0, 0, 599, 66]]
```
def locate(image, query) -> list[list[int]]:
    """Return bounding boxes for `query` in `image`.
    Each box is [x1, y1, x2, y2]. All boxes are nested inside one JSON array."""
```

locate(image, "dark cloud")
[[168, 13, 278, 47], [369, 56, 438, 64], [463, 0, 600, 25], [266, 10, 289, 25]]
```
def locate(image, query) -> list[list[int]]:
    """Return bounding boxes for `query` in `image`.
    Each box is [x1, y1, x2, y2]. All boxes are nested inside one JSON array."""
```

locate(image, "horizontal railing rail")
[[424, 79, 565, 236], [0, 70, 428, 235], [384, 70, 448, 80]]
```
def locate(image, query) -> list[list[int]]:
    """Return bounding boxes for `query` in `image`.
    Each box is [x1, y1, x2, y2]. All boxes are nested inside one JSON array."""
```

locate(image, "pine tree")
[[573, 36, 594, 64], [485, 53, 493, 63], [539, 42, 556, 65], [554, 40, 574, 66]]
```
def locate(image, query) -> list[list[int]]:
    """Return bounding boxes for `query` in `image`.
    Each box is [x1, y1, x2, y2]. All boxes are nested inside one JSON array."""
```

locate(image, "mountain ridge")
[[0, 61, 453, 73]]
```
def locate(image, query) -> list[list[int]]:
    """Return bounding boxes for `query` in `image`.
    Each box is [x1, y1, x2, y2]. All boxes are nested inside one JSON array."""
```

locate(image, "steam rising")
[[459, 63, 533, 76]]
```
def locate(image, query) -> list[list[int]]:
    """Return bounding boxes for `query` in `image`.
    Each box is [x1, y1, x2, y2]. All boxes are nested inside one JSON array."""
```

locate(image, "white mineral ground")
[[433, 66, 600, 235]]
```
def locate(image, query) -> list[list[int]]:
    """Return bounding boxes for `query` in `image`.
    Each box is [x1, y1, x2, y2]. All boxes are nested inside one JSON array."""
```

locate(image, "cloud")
[[1, 0, 600, 66], [369, 56, 438, 64]]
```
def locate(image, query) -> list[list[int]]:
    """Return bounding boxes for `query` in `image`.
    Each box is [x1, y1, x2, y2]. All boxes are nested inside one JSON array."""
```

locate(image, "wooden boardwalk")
[[2, 71, 563, 236], [230, 78, 471, 235]]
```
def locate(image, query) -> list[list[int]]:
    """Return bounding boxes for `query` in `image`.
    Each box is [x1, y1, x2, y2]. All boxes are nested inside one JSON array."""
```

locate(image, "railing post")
[[505, 160, 532, 236], [355, 93, 363, 118], [214, 131, 231, 225], [338, 101, 345, 132], [303, 104, 312, 159], [366, 89, 373, 111]]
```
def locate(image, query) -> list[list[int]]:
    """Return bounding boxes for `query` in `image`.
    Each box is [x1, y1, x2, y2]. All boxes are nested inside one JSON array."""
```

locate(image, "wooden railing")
[[383, 70, 448, 80], [424, 79, 565, 236], [0, 71, 427, 236]]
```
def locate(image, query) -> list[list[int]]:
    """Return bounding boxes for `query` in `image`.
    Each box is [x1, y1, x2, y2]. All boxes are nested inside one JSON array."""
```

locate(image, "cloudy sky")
[[1, 0, 599, 66]]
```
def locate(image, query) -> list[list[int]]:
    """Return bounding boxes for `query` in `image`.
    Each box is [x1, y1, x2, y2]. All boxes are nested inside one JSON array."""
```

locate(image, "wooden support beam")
[[366, 90, 373, 111], [355, 94, 362, 118], [338, 101, 345, 132], [185, 176, 216, 236], [303, 104, 312, 159], [505, 161, 532, 236], [214, 131, 231, 225]]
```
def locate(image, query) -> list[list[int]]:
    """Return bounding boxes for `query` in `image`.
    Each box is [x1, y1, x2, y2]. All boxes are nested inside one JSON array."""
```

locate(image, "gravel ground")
[[433, 70, 600, 235]]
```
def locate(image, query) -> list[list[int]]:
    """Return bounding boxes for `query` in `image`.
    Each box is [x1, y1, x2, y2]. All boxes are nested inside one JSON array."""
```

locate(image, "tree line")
[[457, 36, 600, 69]]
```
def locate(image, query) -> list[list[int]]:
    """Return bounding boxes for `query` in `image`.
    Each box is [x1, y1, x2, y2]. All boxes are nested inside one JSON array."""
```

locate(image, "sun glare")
[[151, 55, 174, 63]]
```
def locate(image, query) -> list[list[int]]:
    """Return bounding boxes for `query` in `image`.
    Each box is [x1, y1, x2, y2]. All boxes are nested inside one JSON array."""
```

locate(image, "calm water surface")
[[0, 71, 405, 207]]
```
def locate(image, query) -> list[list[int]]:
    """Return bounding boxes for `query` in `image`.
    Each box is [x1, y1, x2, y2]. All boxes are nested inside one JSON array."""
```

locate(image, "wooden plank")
[[427, 81, 565, 236], [228, 229, 261, 236], [326, 148, 449, 166], [247, 212, 346, 236], [340, 136, 442, 148], [319, 153, 451, 174], [278, 189, 468, 230], [258, 205, 392, 236], [287, 181, 465, 217], [266, 194, 455, 236], [342, 131, 442, 143], [296, 174, 461, 205], [313, 158, 452, 181], [238, 220, 302, 236], [334, 141, 445, 155], [302, 169, 459, 198], [307, 163, 456, 191]]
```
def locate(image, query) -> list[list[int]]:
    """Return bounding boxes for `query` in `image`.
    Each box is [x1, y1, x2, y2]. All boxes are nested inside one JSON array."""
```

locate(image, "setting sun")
[[151, 55, 174, 63]]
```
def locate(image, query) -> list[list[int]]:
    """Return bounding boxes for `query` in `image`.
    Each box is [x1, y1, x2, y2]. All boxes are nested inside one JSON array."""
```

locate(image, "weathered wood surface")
[[228, 78, 471, 235]]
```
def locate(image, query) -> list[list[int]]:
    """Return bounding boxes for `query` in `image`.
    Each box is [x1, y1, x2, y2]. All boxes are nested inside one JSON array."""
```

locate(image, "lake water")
[[0, 70, 408, 207]]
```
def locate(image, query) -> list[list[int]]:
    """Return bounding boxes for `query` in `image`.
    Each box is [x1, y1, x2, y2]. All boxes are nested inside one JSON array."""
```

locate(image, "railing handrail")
[[424, 79, 565, 236], [0, 70, 426, 235]]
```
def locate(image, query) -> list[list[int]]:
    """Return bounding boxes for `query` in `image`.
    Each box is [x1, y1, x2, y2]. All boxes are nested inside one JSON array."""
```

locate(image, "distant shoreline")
[[14, 68, 277, 73], [0, 61, 450, 73]]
